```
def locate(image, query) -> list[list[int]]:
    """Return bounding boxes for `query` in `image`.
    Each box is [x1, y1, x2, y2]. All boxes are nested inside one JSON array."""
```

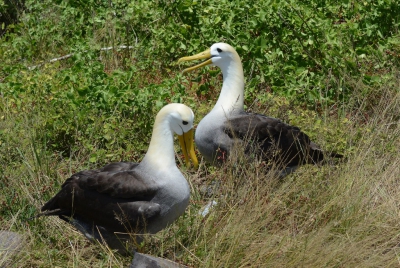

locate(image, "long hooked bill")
[[177, 48, 212, 73], [178, 129, 199, 169]]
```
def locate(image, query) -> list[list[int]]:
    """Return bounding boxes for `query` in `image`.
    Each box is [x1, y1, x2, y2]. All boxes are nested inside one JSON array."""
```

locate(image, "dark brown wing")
[[76, 162, 157, 198], [41, 162, 161, 232], [224, 113, 325, 166]]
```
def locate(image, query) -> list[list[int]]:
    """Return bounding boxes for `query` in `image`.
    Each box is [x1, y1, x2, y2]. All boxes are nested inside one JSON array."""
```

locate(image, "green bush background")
[[1, 0, 399, 153]]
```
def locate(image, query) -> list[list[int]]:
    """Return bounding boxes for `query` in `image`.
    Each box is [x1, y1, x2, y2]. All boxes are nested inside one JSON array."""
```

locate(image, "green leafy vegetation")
[[1, 0, 400, 267]]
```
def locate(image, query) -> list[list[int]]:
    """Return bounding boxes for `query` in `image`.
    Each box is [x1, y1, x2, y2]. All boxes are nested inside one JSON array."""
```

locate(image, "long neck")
[[141, 115, 176, 170], [213, 55, 244, 116]]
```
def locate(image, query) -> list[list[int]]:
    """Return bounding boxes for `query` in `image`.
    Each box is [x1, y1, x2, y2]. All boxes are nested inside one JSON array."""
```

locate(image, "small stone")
[[130, 252, 188, 268], [0, 230, 25, 267]]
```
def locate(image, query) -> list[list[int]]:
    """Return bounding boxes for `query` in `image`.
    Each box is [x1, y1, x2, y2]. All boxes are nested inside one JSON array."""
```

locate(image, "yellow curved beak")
[[177, 48, 212, 73], [178, 129, 199, 169]]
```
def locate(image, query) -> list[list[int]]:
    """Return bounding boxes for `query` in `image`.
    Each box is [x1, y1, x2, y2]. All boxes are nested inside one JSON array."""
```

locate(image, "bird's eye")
[[182, 121, 188, 125], [217, 48, 222, 53]]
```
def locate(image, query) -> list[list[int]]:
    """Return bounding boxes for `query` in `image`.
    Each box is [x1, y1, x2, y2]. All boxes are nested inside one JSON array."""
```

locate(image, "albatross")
[[39, 103, 198, 254], [178, 42, 342, 173]]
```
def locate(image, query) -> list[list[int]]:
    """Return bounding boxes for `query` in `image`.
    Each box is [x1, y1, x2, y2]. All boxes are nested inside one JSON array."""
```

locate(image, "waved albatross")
[[39, 103, 198, 254], [178, 43, 342, 173]]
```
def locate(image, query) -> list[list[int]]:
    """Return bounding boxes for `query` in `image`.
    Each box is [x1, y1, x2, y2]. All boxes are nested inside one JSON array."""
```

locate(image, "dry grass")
[[1, 76, 400, 267]]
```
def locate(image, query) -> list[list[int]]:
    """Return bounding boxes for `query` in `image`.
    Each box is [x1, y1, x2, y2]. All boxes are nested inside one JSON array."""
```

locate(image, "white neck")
[[212, 54, 244, 116], [141, 114, 176, 171]]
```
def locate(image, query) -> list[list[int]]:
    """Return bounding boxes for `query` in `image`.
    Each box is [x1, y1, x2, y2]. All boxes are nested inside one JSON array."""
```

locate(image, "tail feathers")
[[40, 193, 61, 212], [309, 142, 343, 163], [329, 151, 344, 158], [28, 208, 68, 221], [308, 142, 324, 163]]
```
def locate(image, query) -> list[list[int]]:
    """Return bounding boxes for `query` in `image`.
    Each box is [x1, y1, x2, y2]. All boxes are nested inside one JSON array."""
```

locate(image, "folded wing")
[[41, 162, 161, 232]]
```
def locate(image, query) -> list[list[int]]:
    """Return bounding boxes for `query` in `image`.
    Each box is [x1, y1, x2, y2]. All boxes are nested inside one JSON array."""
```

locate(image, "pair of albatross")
[[40, 43, 342, 254], [178, 42, 342, 172], [39, 104, 198, 254]]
